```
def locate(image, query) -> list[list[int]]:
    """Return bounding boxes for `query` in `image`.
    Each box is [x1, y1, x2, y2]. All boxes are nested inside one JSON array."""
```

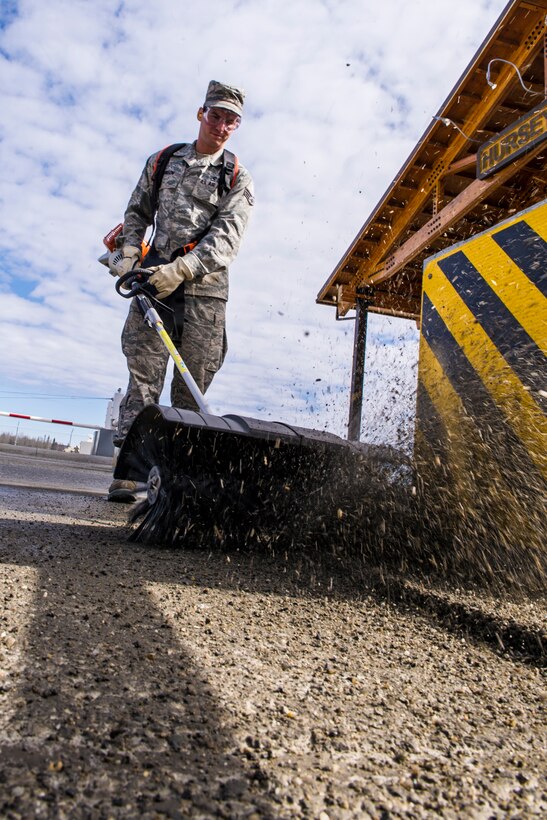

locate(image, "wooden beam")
[[399, 180, 419, 191], [369, 291, 422, 317], [333, 284, 422, 319], [444, 154, 477, 175], [369, 305, 421, 321], [336, 284, 356, 318], [366, 139, 546, 286], [432, 180, 443, 215]]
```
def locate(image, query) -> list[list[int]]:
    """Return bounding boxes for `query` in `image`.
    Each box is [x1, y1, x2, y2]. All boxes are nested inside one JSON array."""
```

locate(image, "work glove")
[[148, 256, 194, 300], [108, 244, 141, 277]]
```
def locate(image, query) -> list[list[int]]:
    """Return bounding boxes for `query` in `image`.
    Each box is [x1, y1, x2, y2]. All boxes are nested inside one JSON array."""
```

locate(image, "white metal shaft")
[[143, 304, 212, 415]]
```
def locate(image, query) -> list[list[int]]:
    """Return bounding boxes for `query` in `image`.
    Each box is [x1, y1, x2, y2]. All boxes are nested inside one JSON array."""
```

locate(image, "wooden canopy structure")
[[316, 0, 547, 322]]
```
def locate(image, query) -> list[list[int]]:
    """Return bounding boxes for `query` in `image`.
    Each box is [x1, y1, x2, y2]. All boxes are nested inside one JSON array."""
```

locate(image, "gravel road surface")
[[0, 451, 545, 818]]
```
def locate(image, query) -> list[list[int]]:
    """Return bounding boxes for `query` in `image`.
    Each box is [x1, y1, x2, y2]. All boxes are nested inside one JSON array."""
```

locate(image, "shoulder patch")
[[243, 188, 255, 206]]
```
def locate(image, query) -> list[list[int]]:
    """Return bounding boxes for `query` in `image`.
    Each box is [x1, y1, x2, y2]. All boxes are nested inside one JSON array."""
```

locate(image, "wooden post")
[[347, 294, 369, 441]]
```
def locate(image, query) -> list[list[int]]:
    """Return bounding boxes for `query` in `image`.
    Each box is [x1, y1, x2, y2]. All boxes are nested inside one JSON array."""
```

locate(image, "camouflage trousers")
[[117, 295, 227, 440]]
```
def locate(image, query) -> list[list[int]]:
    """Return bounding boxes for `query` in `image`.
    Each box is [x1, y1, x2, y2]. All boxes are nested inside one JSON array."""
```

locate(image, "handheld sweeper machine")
[[111, 270, 403, 548]]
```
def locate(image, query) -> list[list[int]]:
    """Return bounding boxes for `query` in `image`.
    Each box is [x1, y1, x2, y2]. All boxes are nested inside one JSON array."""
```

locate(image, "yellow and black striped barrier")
[[415, 199, 546, 553]]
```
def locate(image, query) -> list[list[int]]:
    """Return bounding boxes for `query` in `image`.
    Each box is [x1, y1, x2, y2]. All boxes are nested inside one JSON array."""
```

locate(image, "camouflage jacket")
[[119, 142, 254, 300]]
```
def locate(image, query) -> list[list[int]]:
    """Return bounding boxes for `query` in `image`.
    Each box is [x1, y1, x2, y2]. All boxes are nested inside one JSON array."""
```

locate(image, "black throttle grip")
[[115, 269, 158, 298]]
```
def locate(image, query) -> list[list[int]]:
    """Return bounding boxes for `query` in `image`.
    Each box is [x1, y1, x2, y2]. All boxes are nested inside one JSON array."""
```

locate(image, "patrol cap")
[[204, 80, 245, 117]]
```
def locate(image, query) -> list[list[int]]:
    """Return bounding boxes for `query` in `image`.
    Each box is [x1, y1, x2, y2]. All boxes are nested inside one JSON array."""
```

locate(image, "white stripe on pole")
[[0, 411, 103, 430]]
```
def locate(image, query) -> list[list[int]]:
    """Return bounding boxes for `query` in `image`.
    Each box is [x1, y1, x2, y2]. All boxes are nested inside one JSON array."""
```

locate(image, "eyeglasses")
[[203, 107, 241, 132]]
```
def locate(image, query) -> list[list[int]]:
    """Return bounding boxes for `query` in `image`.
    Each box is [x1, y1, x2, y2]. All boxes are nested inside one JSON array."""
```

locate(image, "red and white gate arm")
[[0, 412, 102, 430]]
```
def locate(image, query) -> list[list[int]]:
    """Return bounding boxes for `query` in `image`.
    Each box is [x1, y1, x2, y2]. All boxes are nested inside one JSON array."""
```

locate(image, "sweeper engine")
[[113, 405, 395, 548]]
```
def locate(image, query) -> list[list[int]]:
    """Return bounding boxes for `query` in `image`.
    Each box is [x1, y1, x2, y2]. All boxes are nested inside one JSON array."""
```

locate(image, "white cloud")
[[0, 0, 507, 445]]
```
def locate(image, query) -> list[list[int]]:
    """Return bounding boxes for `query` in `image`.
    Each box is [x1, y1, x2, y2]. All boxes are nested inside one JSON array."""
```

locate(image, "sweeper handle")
[[115, 269, 156, 298], [115, 269, 213, 416]]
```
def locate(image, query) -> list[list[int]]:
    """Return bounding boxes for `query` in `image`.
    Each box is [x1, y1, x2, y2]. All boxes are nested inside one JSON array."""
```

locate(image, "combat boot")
[[108, 479, 137, 503]]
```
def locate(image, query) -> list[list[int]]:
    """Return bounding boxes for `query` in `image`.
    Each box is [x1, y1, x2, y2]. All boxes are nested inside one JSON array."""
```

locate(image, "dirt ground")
[[0, 485, 545, 818]]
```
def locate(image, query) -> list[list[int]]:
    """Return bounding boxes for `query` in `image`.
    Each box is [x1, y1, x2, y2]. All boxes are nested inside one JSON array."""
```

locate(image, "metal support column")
[[347, 295, 369, 441]]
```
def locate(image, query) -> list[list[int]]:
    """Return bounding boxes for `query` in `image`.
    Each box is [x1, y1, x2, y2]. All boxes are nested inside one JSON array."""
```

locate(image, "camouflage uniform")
[[116, 141, 254, 438]]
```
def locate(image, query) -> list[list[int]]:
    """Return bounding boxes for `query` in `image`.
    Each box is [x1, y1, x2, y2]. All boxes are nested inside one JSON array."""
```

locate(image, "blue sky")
[[0, 0, 508, 447]]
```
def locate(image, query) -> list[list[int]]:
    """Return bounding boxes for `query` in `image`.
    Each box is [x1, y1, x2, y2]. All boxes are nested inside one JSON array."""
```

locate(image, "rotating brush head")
[[115, 405, 401, 553]]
